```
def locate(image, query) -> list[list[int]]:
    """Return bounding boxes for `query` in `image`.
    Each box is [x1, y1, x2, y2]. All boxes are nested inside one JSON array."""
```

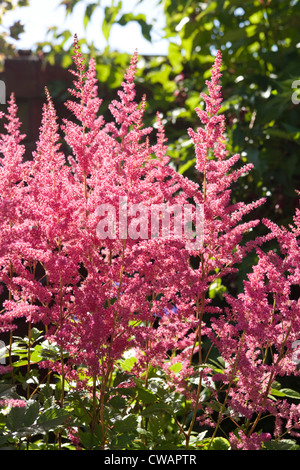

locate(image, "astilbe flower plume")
[[3, 38, 201, 385], [0, 93, 30, 332], [0, 38, 299, 450], [68, 45, 201, 379], [0, 44, 266, 396], [155, 50, 267, 397], [207, 202, 300, 445]]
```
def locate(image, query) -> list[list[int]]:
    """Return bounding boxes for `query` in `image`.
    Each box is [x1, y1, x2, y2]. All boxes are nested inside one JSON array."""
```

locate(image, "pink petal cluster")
[[229, 430, 271, 450], [0, 37, 299, 449], [0, 398, 27, 408]]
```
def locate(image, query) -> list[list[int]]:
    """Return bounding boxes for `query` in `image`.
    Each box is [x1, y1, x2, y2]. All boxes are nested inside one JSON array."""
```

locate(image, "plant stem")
[[246, 322, 294, 437], [27, 320, 31, 399], [207, 317, 249, 449]]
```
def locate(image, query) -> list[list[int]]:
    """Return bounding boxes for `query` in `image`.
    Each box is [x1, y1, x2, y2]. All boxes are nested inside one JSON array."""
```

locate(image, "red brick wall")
[[0, 50, 72, 160]]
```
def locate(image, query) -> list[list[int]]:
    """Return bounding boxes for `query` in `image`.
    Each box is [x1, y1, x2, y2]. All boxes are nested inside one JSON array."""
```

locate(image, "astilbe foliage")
[[0, 39, 299, 450]]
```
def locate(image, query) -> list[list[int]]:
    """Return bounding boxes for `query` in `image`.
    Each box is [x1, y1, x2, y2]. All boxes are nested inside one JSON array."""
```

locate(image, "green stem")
[[246, 322, 294, 438], [27, 320, 31, 399], [207, 317, 249, 449]]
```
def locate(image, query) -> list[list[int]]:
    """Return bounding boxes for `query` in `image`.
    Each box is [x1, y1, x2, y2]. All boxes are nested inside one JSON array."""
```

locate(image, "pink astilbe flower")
[[229, 430, 271, 450], [0, 93, 26, 243], [0, 365, 12, 375], [62, 45, 202, 379], [0, 398, 27, 408], [6, 38, 201, 383], [63, 34, 104, 189], [108, 49, 143, 137], [97, 50, 268, 399], [156, 51, 267, 383], [0, 93, 26, 188], [209, 200, 300, 441], [188, 50, 224, 173], [0, 93, 29, 332], [0, 37, 299, 449], [1, 86, 80, 337]]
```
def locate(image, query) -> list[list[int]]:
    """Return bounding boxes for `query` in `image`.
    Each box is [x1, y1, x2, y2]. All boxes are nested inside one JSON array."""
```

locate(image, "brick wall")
[[0, 51, 73, 346], [0, 50, 73, 160]]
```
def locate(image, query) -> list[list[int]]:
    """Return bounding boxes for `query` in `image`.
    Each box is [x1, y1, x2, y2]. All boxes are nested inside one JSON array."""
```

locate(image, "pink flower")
[[0, 398, 27, 408], [229, 431, 271, 450], [0, 365, 13, 375], [0, 36, 299, 447]]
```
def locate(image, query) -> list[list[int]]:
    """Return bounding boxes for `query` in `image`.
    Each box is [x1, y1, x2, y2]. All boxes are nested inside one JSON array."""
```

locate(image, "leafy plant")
[[0, 36, 299, 451]]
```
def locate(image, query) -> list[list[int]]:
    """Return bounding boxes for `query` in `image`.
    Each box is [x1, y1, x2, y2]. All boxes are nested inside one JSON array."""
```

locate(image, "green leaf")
[[264, 439, 300, 450], [178, 157, 196, 174], [6, 406, 26, 432], [141, 402, 173, 417], [137, 17, 152, 42], [137, 388, 157, 404], [12, 359, 29, 367], [117, 13, 152, 41], [169, 362, 183, 374], [30, 327, 44, 342], [244, 147, 261, 173], [78, 424, 102, 449], [209, 277, 226, 299], [0, 384, 17, 398], [40, 340, 62, 360], [280, 388, 300, 399], [59, 0, 81, 15], [9, 20, 24, 40], [23, 401, 40, 427], [29, 344, 43, 363], [267, 128, 297, 142], [113, 432, 136, 448], [209, 437, 231, 450], [118, 355, 137, 372], [84, 2, 99, 30], [270, 389, 286, 397], [168, 42, 184, 73], [113, 414, 138, 434], [102, 1, 122, 42], [0, 435, 10, 447], [37, 405, 70, 431], [109, 395, 127, 409]]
